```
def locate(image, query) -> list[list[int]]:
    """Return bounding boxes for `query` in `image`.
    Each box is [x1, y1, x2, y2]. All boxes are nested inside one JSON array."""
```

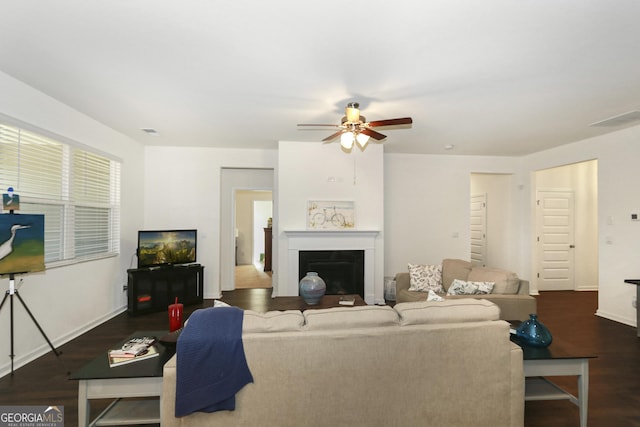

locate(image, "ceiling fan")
[[297, 102, 413, 150]]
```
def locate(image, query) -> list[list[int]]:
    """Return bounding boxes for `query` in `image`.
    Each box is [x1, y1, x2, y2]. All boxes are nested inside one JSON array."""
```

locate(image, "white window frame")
[[0, 116, 121, 268]]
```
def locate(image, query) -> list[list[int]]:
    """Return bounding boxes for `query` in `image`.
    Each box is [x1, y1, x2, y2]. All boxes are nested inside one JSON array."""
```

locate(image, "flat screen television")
[[0, 213, 45, 276], [137, 229, 197, 269]]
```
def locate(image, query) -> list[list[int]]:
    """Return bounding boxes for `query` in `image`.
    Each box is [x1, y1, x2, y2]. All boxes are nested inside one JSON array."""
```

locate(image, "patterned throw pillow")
[[446, 279, 495, 295], [408, 263, 444, 293], [427, 290, 444, 301]]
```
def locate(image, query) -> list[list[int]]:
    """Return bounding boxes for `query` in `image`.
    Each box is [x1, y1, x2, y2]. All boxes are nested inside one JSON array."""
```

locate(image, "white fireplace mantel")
[[284, 229, 379, 304]]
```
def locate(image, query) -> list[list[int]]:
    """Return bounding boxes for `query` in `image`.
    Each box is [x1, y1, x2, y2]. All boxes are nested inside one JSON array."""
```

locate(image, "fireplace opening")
[[298, 250, 364, 298]]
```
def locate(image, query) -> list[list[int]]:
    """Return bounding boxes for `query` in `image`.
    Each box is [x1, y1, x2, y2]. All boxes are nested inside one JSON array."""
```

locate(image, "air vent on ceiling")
[[589, 110, 640, 127], [141, 128, 160, 136]]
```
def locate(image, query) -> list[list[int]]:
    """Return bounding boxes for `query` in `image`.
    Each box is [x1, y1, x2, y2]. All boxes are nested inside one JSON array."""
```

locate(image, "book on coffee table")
[[108, 345, 159, 367], [339, 296, 356, 306], [108, 336, 158, 367]]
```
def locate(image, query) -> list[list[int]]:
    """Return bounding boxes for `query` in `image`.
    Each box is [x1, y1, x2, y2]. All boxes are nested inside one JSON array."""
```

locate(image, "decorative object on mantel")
[[297, 102, 412, 151], [299, 272, 326, 305], [514, 313, 553, 348], [307, 200, 355, 230]]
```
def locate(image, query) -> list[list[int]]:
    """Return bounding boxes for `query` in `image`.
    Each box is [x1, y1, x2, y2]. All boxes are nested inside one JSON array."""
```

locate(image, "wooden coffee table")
[[69, 330, 175, 427], [511, 334, 596, 427], [268, 294, 366, 311]]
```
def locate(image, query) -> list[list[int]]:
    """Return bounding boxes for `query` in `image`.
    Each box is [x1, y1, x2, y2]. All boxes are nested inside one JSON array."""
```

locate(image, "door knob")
[[569, 245, 575, 248]]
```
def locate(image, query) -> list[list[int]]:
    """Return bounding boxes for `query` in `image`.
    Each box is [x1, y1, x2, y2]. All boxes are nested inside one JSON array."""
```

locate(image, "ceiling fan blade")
[[297, 124, 340, 127], [361, 128, 386, 140], [322, 130, 345, 142], [367, 117, 413, 127]]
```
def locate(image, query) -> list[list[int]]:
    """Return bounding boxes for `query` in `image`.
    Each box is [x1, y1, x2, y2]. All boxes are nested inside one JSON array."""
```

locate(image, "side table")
[[511, 334, 596, 427], [69, 330, 174, 427]]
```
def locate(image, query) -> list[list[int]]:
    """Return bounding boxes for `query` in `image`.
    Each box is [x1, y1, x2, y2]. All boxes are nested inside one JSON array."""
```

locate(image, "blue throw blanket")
[[175, 306, 254, 416]]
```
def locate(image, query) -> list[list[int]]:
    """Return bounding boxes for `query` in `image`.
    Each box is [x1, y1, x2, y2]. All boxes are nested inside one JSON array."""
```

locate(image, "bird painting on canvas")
[[0, 214, 45, 275]]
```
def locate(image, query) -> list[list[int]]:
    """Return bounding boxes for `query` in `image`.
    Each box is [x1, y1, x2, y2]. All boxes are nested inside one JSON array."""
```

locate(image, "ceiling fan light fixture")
[[345, 102, 360, 123], [340, 132, 354, 149], [356, 132, 370, 148], [297, 101, 412, 152]]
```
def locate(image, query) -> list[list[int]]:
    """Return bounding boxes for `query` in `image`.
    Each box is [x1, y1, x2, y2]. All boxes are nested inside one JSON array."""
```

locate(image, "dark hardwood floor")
[[0, 289, 638, 426]]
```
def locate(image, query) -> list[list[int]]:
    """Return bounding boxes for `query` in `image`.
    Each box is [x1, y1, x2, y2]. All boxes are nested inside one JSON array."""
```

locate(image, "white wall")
[[470, 173, 515, 269], [522, 125, 640, 327], [143, 148, 277, 298], [0, 71, 145, 377], [276, 141, 385, 303], [384, 154, 526, 277]]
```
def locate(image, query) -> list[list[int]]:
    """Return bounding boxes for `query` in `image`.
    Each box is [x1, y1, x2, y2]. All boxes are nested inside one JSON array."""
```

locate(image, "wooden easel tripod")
[[0, 273, 62, 375]]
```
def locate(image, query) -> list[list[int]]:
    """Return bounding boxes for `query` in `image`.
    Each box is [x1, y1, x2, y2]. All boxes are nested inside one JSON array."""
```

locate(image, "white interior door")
[[470, 194, 487, 267], [536, 190, 575, 290]]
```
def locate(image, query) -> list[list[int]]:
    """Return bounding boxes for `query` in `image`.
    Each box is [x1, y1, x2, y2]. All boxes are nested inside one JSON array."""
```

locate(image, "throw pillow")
[[408, 263, 444, 293], [213, 299, 231, 308], [446, 279, 495, 295], [426, 289, 444, 302]]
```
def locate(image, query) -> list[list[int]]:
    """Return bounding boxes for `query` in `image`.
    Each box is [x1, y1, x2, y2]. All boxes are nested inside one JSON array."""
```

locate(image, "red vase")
[[168, 297, 183, 332]]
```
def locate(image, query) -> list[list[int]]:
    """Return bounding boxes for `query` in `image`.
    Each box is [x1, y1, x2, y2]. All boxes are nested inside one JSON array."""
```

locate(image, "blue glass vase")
[[516, 314, 553, 348], [299, 272, 326, 305]]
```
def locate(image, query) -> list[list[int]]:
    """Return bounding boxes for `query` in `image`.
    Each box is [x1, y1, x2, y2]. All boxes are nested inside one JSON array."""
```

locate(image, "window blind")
[[0, 122, 120, 265]]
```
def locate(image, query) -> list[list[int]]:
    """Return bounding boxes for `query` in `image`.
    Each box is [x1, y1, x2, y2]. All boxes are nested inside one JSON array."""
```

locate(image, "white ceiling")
[[2, 1, 640, 156]]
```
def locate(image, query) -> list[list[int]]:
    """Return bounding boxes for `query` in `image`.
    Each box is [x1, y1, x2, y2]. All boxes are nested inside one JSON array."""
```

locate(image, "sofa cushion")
[[408, 263, 444, 293], [393, 299, 500, 325], [243, 310, 305, 332], [304, 306, 399, 330], [441, 259, 473, 291], [468, 267, 520, 295], [446, 279, 495, 295]]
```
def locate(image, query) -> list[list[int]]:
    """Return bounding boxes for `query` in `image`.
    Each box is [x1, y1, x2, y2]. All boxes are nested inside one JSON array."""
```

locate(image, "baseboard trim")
[[595, 309, 637, 328]]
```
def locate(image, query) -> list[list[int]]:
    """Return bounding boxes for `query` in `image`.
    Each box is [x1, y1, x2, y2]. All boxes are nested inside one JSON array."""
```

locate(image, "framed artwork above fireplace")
[[307, 200, 355, 230]]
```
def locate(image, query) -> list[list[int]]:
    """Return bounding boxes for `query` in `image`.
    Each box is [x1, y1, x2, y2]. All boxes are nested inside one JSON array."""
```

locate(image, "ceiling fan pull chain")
[[353, 159, 357, 185]]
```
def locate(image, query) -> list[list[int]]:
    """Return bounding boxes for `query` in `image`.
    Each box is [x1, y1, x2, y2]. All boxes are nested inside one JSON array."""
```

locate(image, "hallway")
[[234, 264, 272, 289]]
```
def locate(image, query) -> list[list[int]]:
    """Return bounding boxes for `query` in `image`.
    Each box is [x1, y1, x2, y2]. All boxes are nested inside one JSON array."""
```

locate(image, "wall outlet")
[[122, 284, 128, 292]]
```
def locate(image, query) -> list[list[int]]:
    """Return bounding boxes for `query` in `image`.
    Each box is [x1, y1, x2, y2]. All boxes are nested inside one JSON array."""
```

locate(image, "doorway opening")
[[220, 167, 275, 293], [235, 190, 272, 289], [533, 160, 598, 292]]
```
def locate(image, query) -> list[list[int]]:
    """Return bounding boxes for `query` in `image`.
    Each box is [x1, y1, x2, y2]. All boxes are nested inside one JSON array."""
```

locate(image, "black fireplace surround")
[[298, 250, 365, 298]]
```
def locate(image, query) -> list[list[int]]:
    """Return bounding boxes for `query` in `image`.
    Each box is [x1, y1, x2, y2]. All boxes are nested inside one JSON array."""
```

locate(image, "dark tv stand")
[[126, 264, 204, 315]]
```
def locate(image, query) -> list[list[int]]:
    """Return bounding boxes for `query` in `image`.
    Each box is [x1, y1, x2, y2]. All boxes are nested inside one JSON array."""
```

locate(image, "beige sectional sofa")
[[162, 300, 524, 427], [395, 258, 537, 321]]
